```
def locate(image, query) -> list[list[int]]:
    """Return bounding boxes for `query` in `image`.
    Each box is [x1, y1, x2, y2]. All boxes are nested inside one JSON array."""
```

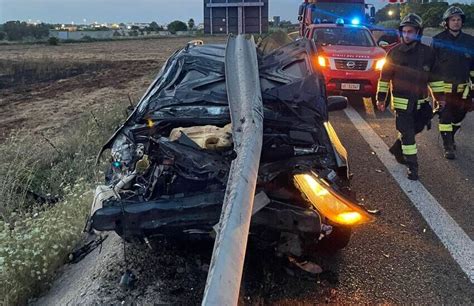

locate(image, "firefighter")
[[432, 6, 474, 160], [376, 14, 445, 180]]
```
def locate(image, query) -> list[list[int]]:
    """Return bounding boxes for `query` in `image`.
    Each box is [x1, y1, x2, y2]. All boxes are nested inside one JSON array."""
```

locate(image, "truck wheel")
[[317, 225, 352, 254]]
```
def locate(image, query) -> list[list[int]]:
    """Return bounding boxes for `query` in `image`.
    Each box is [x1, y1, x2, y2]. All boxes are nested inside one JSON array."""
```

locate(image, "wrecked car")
[[88, 37, 374, 257]]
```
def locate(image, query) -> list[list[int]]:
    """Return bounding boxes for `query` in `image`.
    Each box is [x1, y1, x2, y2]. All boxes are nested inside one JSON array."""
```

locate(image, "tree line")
[[0, 21, 51, 41], [376, 2, 474, 28], [0, 18, 197, 41]]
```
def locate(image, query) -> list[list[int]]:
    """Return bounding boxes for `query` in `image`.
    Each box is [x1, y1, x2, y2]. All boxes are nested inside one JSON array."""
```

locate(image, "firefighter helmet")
[[399, 13, 423, 30], [442, 6, 466, 23]]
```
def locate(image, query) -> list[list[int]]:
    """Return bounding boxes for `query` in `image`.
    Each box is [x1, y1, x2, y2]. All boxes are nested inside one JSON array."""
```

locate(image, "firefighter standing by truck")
[[432, 6, 474, 160], [376, 14, 445, 180]]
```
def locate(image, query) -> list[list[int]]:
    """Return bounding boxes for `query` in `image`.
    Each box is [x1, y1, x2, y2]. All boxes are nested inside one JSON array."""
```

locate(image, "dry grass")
[[0, 104, 125, 305]]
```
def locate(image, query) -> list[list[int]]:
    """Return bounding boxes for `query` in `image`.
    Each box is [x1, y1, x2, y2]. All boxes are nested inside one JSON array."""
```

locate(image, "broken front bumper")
[[90, 191, 321, 239]]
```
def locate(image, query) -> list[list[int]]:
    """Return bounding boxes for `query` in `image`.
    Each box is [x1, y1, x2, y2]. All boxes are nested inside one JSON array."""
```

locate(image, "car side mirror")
[[327, 96, 348, 112], [378, 40, 389, 48]]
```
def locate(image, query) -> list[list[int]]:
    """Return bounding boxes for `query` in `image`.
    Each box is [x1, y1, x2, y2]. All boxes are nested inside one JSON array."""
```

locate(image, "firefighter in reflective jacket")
[[376, 14, 445, 180], [432, 6, 474, 160]]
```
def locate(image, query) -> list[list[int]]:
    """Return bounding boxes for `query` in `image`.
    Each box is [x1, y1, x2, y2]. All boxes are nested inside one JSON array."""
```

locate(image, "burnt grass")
[[0, 58, 161, 98], [0, 59, 115, 89]]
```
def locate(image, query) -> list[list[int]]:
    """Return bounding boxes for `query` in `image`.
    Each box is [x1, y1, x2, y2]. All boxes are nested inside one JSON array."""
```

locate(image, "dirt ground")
[[33, 232, 342, 305], [0, 37, 225, 141], [33, 234, 216, 305]]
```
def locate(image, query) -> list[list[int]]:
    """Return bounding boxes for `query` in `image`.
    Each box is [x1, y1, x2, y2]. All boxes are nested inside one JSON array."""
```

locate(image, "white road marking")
[[344, 106, 474, 283]]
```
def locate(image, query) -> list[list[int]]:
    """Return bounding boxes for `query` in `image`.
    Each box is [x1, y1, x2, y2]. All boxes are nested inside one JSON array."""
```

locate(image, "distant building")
[[125, 22, 151, 30], [204, 0, 269, 35], [55, 24, 78, 32], [49, 30, 115, 40]]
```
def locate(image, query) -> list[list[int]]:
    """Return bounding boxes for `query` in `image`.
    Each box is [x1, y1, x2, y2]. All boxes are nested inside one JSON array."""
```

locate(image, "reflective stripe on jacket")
[[377, 42, 445, 111]]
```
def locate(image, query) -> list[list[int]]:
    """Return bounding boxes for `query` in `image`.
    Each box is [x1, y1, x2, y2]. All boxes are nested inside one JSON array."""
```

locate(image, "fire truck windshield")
[[313, 27, 375, 47], [310, 2, 365, 23]]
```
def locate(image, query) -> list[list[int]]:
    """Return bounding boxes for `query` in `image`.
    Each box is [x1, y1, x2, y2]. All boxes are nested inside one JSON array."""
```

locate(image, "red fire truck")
[[299, 1, 394, 103], [298, 0, 376, 36]]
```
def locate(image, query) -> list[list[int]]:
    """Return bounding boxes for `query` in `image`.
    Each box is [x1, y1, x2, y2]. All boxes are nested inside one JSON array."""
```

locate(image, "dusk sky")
[[0, 0, 471, 24]]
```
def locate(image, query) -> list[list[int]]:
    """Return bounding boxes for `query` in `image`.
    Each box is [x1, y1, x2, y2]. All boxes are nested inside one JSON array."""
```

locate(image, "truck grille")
[[334, 59, 368, 71]]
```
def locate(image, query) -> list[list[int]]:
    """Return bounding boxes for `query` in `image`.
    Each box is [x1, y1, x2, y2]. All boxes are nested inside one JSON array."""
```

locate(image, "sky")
[[0, 0, 471, 24]]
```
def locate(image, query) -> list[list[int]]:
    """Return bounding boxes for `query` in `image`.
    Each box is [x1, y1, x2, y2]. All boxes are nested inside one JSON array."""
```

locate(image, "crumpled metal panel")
[[156, 137, 230, 183]]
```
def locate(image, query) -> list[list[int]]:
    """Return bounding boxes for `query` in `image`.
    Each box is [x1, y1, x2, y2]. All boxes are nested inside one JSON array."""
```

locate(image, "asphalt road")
[[36, 97, 474, 305], [235, 98, 474, 304]]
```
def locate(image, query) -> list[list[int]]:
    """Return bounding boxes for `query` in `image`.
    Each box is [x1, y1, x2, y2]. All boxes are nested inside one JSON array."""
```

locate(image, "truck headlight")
[[293, 172, 374, 226], [375, 58, 386, 71]]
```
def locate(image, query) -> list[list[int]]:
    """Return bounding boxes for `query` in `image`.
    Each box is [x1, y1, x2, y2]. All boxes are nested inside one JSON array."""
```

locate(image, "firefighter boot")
[[405, 155, 419, 181], [389, 139, 406, 164], [441, 132, 455, 159]]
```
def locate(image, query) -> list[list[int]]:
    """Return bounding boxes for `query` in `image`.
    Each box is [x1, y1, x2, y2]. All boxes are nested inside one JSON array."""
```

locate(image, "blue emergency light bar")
[[351, 17, 361, 25]]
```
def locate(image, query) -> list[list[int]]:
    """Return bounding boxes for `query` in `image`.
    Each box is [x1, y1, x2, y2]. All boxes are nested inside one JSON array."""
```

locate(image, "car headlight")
[[293, 172, 374, 226], [375, 58, 386, 71], [318, 55, 328, 67]]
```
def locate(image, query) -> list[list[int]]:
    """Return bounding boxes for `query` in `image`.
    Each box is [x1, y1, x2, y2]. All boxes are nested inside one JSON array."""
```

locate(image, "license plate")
[[341, 83, 360, 90]]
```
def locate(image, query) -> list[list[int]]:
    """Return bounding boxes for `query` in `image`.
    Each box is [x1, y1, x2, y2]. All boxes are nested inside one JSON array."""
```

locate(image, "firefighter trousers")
[[395, 111, 419, 169], [439, 93, 469, 149]]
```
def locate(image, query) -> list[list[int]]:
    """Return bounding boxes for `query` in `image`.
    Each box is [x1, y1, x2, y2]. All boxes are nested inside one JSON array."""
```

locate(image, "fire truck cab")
[[304, 21, 387, 100], [298, 0, 376, 36], [298, 0, 390, 101]]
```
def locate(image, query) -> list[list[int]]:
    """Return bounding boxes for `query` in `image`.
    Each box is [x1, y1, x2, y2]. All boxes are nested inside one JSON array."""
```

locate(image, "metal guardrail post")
[[202, 34, 264, 306]]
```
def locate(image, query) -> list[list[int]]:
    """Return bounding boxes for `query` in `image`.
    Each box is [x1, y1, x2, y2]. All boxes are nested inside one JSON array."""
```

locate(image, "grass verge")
[[0, 103, 126, 305]]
